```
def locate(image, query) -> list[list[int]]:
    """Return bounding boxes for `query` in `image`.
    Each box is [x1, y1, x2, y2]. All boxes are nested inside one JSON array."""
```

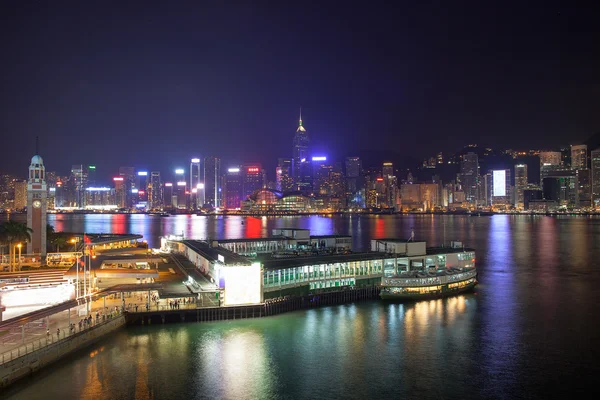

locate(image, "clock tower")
[[27, 154, 47, 257]]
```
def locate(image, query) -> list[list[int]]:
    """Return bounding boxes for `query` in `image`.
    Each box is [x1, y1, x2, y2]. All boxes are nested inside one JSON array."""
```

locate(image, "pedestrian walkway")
[[0, 311, 124, 365]]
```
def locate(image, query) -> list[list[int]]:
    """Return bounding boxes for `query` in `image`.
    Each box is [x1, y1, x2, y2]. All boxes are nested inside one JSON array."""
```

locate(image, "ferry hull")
[[380, 279, 477, 301]]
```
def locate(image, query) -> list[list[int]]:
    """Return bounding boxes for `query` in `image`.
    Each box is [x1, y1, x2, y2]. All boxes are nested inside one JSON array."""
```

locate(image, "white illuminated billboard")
[[222, 264, 262, 306], [493, 170, 506, 197]]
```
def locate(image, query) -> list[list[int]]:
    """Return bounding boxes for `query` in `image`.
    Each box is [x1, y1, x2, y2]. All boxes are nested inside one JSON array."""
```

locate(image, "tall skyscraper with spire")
[[292, 109, 311, 192]]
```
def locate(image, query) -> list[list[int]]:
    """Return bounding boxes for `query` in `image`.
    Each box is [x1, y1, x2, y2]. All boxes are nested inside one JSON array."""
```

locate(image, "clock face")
[[33, 200, 41, 208]]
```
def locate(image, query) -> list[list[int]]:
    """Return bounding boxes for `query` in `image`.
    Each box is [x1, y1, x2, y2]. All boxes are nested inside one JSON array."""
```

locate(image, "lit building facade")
[[459, 152, 479, 205], [71, 164, 86, 208], [148, 172, 162, 209], [119, 166, 135, 209], [540, 151, 563, 182], [592, 148, 600, 207], [190, 158, 201, 209], [13, 180, 27, 210], [292, 110, 310, 192], [276, 158, 294, 192], [224, 167, 243, 209], [204, 156, 222, 208], [114, 177, 126, 208], [571, 144, 587, 170], [514, 164, 528, 208], [85, 187, 116, 208], [576, 169, 591, 208], [243, 164, 265, 199]]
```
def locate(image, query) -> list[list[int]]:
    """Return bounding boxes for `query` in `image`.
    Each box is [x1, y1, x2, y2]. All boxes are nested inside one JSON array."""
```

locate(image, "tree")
[[0, 221, 33, 272], [52, 236, 68, 252]]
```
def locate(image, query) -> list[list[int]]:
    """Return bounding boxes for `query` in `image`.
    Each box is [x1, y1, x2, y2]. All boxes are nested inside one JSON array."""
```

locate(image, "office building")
[[576, 169, 591, 208], [459, 152, 479, 204], [345, 157, 364, 207], [243, 164, 265, 199], [514, 164, 528, 208], [13, 180, 27, 209], [292, 110, 310, 190], [119, 166, 135, 208], [491, 169, 512, 208], [276, 158, 294, 192], [571, 144, 587, 170], [85, 187, 116, 208], [71, 165, 86, 208], [148, 172, 162, 209], [382, 162, 397, 208], [224, 167, 243, 209], [592, 148, 600, 207], [190, 158, 201, 209], [204, 156, 221, 208], [113, 177, 126, 208], [163, 183, 173, 209], [540, 151, 563, 182], [542, 170, 577, 207]]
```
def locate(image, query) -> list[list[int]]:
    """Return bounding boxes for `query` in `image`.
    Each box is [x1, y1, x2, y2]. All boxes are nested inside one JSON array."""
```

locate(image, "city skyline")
[[1, 2, 599, 176]]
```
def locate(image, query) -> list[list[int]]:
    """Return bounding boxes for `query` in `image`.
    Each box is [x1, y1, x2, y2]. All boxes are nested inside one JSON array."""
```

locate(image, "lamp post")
[[71, 237, 80, 299], [17, 243, 22, 271]]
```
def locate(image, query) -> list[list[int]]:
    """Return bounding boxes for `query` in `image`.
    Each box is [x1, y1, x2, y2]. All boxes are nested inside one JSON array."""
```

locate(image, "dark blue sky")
[[1, 1, 599, 180]]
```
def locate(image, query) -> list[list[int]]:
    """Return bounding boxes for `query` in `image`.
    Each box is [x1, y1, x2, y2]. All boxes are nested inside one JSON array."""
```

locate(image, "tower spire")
[[299, 107, 302, 127]]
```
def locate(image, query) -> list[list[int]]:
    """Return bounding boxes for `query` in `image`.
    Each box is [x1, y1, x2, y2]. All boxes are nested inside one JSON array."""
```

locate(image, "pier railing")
[[0, 311, 124, 366]]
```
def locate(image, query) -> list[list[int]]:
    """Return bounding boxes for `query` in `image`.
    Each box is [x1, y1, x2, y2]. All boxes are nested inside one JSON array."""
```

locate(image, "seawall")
[[125, 286, 381, 325], [0, 315, 126, 389]]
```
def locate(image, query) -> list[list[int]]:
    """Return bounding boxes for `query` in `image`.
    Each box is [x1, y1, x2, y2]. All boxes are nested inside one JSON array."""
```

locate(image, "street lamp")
[[17, 243, 22, 271], [71, 237, 80, 299]]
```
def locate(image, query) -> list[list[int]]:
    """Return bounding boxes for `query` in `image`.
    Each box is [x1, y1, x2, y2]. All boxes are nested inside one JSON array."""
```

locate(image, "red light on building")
[[185, 191, 190, 195], [138, 190, 145, 195], [247, 167, 259, 173], [376, 177, 384, 182], [113, 177, 124, 181]]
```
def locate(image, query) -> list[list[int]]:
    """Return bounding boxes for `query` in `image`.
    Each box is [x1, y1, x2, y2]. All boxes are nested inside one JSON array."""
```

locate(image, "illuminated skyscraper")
[[459, 152, 479, 204], [592, 148, 600, 207], [224, 167, 243, 209], [71, 165, 86, 208], [119, 166, 135, 208], [277, 158, 294, 192], [571, 144, 587, 170], [113, 177, 125, 208], [292, 109, 310, 189], [14, 180, 27, 209], [514, 164, 528, 208], [540, 151, 563, 184], [243, 164, 265, 199], [190, 158, 201, 209], [148, 172, 161, 209], [204, 156, 221, 208], [87, 165, 97, 187]]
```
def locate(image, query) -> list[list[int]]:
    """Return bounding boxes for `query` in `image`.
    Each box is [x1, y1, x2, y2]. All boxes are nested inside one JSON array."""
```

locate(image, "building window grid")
[[263, 258, 386, 288]]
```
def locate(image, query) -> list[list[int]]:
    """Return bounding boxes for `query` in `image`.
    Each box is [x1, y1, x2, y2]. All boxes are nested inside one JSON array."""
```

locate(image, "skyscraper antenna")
[[299, 107, 302, 126]]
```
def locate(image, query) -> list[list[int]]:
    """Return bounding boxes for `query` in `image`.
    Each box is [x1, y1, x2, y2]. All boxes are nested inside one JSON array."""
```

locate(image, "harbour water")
[[2, 214, 600, 399]]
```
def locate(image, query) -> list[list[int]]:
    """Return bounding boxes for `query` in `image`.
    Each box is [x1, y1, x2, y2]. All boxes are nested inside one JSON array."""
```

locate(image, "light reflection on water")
[[3, 215, 600, 399]]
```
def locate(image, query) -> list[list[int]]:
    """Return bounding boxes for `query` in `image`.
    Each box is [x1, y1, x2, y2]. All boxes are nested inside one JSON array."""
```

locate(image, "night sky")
[[1, 1, 599, 180]]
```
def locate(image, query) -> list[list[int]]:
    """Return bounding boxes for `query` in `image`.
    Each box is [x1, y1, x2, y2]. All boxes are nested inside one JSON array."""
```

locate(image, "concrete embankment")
[[0, 315, 126, 389], [126, 286, 381, 325]]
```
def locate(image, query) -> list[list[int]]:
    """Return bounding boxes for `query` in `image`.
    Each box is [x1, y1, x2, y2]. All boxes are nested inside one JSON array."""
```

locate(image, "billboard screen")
[[222, 264, 262, 306], [493, 170, 506, 197]]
